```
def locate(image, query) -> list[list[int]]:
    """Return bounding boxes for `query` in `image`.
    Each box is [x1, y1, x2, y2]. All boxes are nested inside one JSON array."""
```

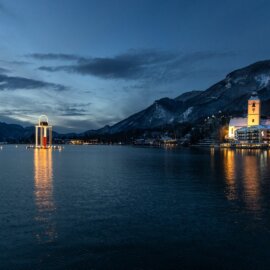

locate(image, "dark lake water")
[[1, 145, 270, 269]]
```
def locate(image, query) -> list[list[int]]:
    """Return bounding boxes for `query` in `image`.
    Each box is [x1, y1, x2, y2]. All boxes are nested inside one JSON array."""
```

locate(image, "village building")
[[228, 92, 270, 144]]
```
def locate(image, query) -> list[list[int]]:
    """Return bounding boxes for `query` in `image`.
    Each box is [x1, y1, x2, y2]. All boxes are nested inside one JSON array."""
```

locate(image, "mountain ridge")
[[2, 59, 270, 141], [82, 59, 270, 135]]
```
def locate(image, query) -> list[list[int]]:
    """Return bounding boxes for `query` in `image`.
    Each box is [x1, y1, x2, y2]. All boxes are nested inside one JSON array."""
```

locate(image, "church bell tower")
[[247, 91, 261, 126]]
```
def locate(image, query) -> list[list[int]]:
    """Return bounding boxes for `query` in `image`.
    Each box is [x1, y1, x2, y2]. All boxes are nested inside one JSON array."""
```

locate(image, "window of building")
[[252, 119, 254, 122], [252, 103, 256, 107]]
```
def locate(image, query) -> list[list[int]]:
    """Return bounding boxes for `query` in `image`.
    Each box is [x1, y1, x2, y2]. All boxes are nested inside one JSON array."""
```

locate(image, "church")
[[228, 92, 270, 143]]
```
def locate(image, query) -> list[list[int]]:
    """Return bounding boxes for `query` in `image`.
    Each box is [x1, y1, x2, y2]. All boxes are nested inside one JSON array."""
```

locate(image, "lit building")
[[247, 92, 261, 126], [228, 92, 270, 144], [35, 115, 53, 149]]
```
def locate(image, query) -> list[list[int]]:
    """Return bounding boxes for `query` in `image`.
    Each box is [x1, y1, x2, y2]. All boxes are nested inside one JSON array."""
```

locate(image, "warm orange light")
[[242, 154, 261, 211], [34, 149, 57, 242], [223, 149, 237, 201], [247, 99, 260, 126]]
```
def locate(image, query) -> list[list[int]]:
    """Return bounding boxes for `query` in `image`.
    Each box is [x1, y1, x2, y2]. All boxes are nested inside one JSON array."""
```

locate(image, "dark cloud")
[[39, 65, 70, 72], [37, 49, 235, 81], [59, 108, 88, 116], [54, 115, 122, 133], [0, 116, 29, 126], [0, 67, 9, 74], [54, 119, 98, 133], [28, 53, 85, 61], [0, 59, 32, 66], [1, 108, 34, 115], [58, 106, 90, 116], [0, 74, 67, 91], [57, 102, 91, 116], [10, 60, 32, 65]]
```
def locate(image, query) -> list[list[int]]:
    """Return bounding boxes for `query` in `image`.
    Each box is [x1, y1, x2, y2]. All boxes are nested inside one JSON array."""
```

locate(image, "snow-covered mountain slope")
[[88, 60, 270, 134], [174, 90, 203, 102]]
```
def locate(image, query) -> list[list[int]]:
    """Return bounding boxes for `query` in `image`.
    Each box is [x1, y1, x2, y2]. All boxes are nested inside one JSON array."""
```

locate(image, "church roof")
[[229, 117, 247, 126], [236, 125, 270, 133], [237, 125, 265, 132], [249, 91, 260, 100], [261, 119, 270, 125], [229, 117, 270, 128], [249, 96, 260, 100]]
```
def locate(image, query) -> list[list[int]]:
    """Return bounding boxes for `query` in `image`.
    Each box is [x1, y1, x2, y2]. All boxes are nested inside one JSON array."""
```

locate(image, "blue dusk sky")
[[0, 0, 270, 132]]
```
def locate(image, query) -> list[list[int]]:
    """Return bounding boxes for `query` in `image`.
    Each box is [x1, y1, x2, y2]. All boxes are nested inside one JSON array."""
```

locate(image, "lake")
[[1, 145, 270, 269]]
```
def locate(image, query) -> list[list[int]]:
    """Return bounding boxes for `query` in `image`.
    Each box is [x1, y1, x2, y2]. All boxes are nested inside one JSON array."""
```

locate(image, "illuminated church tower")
[[247, 91, 261, 126]]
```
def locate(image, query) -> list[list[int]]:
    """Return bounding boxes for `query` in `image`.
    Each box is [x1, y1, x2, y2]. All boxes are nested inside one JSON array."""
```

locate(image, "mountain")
[[2, 60, 270, 140], [174, 90, 203, 102], [0, 122, 63, 142], [0, 122, 34, 142], [85, 60, 270, 134]]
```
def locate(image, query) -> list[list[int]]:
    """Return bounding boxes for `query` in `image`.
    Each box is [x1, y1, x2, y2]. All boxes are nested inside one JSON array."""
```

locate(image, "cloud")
[[54, 119, 96, 133], [59, 109, 88, 116], [0, 115, 32, 126], [28, 53, 85, 62], [37, 50, 177, 79], [0, 59, 32, 66], [0, 67, 9, 74], [0, 74, 67, 91], [36, 49, 235, 81], [54, 114, 122, 133], [57, 102, 92, 116]]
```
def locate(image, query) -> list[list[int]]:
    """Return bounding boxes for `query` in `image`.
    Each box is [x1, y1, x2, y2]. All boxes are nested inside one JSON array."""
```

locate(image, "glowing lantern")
[[35, 115, 53, 149]]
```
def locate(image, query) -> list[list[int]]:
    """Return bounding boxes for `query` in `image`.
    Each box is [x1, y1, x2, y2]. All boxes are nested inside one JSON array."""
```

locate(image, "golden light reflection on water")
[[222, 149, 266, 212], [222, 149, 237, 201], [34, 149, 57, 242]]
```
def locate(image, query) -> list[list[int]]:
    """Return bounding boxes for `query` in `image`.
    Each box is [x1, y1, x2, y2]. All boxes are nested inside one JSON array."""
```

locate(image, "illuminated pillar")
[[50, 128, 52, 146], [40, 127, 43, 148], [35, 126, 38, 147], [43, 127, 47, 148]]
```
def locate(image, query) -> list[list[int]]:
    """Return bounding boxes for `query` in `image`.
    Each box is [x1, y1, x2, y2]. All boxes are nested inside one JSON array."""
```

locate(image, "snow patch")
[[181, 106, 193, 121], [225, 82, 231, 89], [233, 75, 247, 84], [225, 77, 232, 89], [255, 74, 270, 88], [154, 103, 167, 119]]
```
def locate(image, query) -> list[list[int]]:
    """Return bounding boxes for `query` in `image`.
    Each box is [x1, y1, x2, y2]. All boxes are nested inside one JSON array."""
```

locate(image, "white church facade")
[[228, 92, 270, 144]]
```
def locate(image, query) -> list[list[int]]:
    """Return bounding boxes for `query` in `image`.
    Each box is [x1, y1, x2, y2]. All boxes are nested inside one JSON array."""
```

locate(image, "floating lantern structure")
[[35, 115, 53, 149]]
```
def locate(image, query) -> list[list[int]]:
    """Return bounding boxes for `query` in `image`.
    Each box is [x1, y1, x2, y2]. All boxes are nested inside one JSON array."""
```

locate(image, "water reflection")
[[34, 149, 57, 242], [222, 149, 265, 212], [222, 149, 237, 201]]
